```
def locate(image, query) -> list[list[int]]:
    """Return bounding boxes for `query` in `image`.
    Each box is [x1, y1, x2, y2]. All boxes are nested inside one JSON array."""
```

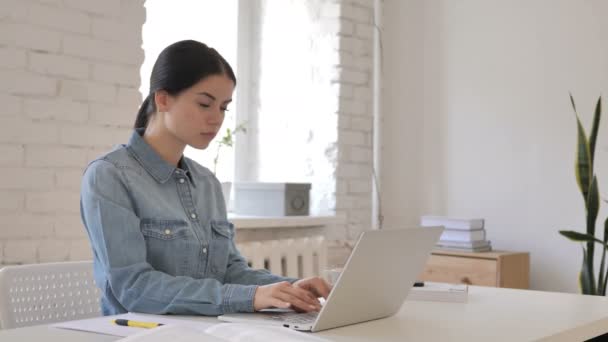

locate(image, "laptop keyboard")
[[266, 311, 319, 324]]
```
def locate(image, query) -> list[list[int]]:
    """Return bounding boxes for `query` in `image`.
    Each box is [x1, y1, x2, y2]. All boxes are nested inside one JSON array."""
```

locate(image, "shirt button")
[[164, 229, 171, 235], [179, 178, 185, 184], [202, 247, 207, 254], [190, 213, 197, 219]]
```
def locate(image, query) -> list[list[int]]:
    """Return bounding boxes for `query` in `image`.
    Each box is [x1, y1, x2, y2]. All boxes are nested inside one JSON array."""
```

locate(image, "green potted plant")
[[559, 95, 608, 295], [213, 122, 247, 210]]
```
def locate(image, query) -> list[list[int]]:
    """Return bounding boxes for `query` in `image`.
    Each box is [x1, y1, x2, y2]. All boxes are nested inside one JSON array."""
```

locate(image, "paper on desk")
[[117, 323, 330, 342], [51, 312, 215, 337], [205, 323, 330, 342], [407, 282, 468, 303], [117, 324, 228, 341]]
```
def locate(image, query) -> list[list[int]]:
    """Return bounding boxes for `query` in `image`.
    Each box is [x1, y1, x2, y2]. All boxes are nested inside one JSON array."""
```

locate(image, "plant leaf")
[[599, 248, 606, 295], [213, 121, 247, 174], [601, 217, 608, 295], [559, 230, 607, 247], [580, 246, 595, 295], [589, 96, 602, 167], [586, 176, 600, 283], [600, 225, 608, 296], [574, 112, 592, 204], [563, 230, 604, 292], [234, 122, 247, 134], [570, 93, 577, 112], [587, 176, 600, 232]]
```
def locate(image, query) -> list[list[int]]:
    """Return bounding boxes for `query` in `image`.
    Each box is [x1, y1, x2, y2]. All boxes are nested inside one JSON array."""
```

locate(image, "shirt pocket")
[[208, 220, 234, 281], [140, 219, 197, 276]]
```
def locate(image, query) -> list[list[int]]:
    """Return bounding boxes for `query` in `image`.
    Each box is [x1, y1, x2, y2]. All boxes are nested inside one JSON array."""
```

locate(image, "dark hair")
[[134, 40, 237, 129]]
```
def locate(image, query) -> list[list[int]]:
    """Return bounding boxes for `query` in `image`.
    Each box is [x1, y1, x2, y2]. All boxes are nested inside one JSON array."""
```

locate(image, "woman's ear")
[[154, 90, 172, 113]]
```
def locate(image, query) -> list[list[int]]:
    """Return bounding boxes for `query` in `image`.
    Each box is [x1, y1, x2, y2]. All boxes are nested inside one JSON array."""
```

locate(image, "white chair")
[[0, 261, 101, 329]]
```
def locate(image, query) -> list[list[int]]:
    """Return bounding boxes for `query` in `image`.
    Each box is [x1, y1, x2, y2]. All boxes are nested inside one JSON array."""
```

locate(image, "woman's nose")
[[207, 108, 224, 125]]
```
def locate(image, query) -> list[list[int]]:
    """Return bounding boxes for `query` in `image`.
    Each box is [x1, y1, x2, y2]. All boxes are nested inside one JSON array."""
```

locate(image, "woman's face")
[[158, 74, 234, 150]]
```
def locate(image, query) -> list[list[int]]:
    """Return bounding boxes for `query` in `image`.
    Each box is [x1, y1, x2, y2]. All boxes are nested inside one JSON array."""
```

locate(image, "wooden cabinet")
[[419, 250, 530, 289]]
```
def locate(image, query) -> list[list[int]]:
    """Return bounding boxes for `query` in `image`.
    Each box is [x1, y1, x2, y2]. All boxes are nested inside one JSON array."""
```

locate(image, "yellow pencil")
[[112, 318, 164, 329]]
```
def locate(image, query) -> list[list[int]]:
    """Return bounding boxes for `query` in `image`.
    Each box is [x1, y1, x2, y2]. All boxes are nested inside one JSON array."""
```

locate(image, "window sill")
[[228, 214, 338, 229]]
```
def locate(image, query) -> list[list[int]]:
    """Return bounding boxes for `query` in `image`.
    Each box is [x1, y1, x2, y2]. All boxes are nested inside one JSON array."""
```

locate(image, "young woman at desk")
[[80, 40, 331, 316]]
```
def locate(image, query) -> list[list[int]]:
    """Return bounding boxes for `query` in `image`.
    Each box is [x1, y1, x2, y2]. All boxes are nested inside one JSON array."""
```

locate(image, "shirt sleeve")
[[80, 159, 257, 315]]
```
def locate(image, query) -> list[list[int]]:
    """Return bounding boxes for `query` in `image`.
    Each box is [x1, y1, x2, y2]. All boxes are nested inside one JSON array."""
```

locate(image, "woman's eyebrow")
[[197, 92, 232, 104], [197, 92, 216, 100]]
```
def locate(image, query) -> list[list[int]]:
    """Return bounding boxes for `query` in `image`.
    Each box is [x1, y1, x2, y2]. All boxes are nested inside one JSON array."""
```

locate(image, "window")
[[142, 0, 338, 215], [238, 0, 339, 214]]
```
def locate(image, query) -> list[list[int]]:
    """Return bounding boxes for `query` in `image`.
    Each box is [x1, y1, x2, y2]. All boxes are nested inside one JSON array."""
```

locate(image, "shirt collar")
[[127, 129, 196, 187]]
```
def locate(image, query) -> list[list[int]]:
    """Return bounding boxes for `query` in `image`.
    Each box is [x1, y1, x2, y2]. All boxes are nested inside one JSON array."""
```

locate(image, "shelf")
[[228, 214, 338, 229]]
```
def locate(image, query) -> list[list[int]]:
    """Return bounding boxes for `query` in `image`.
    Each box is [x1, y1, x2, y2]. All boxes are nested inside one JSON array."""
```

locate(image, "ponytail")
[[134, 94, 154, 129]]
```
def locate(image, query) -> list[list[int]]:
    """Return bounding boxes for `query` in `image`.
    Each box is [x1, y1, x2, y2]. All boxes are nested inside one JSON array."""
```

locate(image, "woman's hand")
[[253, 281, 323, 312], [293, 277, 332, 300]]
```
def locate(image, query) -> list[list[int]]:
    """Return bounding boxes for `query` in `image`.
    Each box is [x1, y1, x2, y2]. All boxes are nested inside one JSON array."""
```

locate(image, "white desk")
[[1, 286, 607, 341]]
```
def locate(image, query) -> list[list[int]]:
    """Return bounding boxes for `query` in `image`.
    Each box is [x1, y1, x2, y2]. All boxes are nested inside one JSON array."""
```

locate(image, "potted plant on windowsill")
[[559, 95, 608, 296], [213, 122, 247, 210]]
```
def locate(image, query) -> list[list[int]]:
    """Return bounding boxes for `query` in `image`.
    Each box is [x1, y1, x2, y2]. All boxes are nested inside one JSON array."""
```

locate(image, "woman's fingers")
[[312, 279, 332, 299], [270, 297, 291, 309], [294, 277, 333, 299], [290, 285, 322, 306], [277, 291, 319, 312], [255, 281, 325, 312], [275, 283, 321, 311]]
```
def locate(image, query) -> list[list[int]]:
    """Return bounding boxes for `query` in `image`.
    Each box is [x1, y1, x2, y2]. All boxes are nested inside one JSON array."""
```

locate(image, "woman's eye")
[[199, 103, 210, 108], [221, 107, 229, 112]]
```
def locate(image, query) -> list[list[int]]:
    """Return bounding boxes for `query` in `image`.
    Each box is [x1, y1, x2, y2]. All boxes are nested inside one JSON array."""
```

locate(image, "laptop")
[[218, 227, 443, 332]]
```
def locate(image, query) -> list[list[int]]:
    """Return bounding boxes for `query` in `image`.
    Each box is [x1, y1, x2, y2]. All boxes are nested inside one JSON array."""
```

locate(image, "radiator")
[[237, 236, 327, 279]]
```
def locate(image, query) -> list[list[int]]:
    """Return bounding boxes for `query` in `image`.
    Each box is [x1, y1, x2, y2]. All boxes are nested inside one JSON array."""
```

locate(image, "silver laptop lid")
[[312, 227, 443, 332]]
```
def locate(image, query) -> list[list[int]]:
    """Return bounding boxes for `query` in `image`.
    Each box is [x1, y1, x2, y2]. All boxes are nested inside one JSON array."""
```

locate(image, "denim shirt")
[[80, 129, 296, 316]]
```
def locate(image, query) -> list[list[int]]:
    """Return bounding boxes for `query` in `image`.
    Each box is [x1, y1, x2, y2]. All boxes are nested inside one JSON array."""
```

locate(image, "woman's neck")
[[142, 123, 185, 167]]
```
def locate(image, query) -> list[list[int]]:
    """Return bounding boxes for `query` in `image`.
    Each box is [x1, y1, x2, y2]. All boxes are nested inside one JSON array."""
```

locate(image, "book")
[[436, 239, 491, 249], [440, 228, 486, 242], [118, 323, 330, 342], [421, 216, 484, 230], [435, 241, 492, 252], [407, 282, 468, 303]]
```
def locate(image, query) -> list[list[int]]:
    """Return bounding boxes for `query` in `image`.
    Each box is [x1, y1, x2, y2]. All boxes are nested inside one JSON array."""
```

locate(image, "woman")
[[80, 40, 331, 316]]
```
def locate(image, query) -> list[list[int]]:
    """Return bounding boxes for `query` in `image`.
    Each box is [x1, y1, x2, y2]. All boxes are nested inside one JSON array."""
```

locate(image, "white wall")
[[0, 0, 143, 264], [381, 0, 608, 292]]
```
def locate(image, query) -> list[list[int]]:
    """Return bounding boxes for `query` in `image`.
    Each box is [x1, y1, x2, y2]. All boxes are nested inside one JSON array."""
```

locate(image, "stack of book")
[[420, 216, 491, 252]]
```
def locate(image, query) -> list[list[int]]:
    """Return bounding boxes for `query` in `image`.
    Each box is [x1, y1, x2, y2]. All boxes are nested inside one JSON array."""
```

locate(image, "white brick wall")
[[0, 0, 144, 265], [24, 98, 88, 123], [334, 0, 375, 253]]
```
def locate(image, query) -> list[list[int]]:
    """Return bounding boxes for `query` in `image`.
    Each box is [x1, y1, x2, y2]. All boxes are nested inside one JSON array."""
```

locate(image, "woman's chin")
[[189, 140, 211, 150]]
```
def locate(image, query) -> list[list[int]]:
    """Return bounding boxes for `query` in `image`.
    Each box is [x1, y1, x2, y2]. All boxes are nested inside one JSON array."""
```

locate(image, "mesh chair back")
[[0, 261, 101, 329]]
